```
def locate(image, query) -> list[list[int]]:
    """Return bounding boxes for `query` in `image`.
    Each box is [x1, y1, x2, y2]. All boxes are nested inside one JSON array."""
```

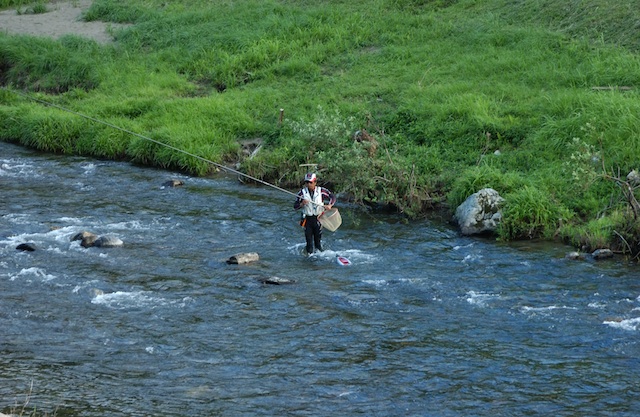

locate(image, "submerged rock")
[[259, 276, 296, 285], [162, 179, 184, 188]]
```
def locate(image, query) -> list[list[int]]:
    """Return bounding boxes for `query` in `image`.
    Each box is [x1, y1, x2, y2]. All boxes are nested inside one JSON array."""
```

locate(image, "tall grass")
[[493, 0, 640, 52], [0, 35, 103, 93], [1, 0, 640, 248], [499, 185, 573, 240]]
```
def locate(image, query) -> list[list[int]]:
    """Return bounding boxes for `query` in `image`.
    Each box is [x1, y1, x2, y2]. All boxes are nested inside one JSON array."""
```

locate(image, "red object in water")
[[336, 255, 352, 266]]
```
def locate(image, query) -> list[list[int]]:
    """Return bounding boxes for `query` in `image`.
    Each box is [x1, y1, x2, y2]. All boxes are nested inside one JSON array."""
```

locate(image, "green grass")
[[0, 0, 33, 7], [1, 0, 640, 252]]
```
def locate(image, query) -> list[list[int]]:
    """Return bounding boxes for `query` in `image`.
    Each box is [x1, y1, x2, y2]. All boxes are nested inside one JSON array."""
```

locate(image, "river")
[[1, 141, 639, 416]]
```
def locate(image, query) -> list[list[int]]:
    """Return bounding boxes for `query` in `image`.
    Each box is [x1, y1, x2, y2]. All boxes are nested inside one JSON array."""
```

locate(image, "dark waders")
[[302, 215, 322, 254]]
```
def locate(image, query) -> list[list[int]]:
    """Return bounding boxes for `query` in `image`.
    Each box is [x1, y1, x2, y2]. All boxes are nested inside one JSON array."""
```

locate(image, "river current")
[[1, 141, 639, 416]]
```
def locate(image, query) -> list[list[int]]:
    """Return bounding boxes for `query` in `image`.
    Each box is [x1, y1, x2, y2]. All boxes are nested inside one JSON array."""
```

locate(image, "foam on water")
[[91, 290, 194, 310], [9, 267, 57, 282], [362, 279, 387, 287], [313, 248, 376, 264], [462, 253, 483, 263], [604, 317, 640, 331], [286, 244, 376, 264], [106, 220, 150, 231], [453, 243, 474, 251], [362, 277, 421, 287], [80, 162, 96, 174], [72, 280, 102, 294], [54, 216, 87, 225], [3, 213, 32, 226], [0, 158, 40, 178], [465, 290, 501, 307], [521, 305, 577, 311], [1, 224, 96, 251], [599, 295, 640, 331], [92, 290, 165, 309]]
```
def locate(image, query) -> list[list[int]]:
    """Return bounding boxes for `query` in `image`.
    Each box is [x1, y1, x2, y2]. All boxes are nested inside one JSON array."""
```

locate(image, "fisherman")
[[294, 172, 336, 254]]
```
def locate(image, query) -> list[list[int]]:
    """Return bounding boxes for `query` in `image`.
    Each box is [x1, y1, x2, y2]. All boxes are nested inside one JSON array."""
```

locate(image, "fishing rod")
[[6, 88, 319, 203]]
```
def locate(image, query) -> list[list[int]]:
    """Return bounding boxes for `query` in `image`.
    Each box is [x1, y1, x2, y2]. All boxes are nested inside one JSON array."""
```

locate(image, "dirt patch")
[[0, 0, 127, 44]]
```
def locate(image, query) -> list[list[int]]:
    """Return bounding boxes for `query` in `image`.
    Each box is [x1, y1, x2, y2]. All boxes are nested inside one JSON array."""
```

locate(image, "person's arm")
[[293, 190, 305, 210], [322, 188, 336, 209]]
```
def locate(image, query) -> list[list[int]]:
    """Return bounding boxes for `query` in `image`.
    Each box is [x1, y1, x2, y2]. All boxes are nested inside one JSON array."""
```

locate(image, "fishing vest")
[[301, 187, 325, 217]]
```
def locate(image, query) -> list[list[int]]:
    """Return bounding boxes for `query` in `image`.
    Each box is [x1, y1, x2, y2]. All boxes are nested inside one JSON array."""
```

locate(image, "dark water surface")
[[1, 142, 640, 416]]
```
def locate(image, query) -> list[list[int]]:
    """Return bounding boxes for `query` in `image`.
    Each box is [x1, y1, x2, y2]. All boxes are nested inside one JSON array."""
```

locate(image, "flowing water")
[[1, 141, 639, 416]]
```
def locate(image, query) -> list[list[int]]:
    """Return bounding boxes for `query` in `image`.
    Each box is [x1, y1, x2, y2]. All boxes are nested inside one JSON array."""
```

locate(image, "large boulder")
[[94, 235, 124, 248], [71, 231, 99, 248], [71, 231, 95, 242], [454, 188, 505, 236], [71, 231, 122, 248], [592, 248, 614, 260]]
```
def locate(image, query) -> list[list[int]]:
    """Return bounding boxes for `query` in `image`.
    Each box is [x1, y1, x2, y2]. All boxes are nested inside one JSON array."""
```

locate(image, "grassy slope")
[[1, 0, 640, 250]]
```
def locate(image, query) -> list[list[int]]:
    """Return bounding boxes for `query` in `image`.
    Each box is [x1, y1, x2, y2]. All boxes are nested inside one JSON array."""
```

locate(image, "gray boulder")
[[227, 252, 259, 264], [71, 231, 99, 248], [94, 235, 124, 248], [71, 230, 98, 248], [455, 188, 505, 235], [71, 231, 95, 242], [259, 276, 296, 285], [627, 169, 640, 185], [592, 248, 614, 260], [71, 231, 122, 248]]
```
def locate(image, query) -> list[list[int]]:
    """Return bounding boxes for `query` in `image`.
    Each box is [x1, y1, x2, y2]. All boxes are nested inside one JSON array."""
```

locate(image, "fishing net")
[[319, 208, 342, 232]]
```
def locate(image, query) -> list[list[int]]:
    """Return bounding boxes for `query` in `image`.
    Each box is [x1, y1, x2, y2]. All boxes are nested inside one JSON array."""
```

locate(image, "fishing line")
[[5, 87, 307, 200]]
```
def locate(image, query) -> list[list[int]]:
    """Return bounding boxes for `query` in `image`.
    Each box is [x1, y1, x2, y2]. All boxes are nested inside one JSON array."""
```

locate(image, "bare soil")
[[0, 0, 125, 44]]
